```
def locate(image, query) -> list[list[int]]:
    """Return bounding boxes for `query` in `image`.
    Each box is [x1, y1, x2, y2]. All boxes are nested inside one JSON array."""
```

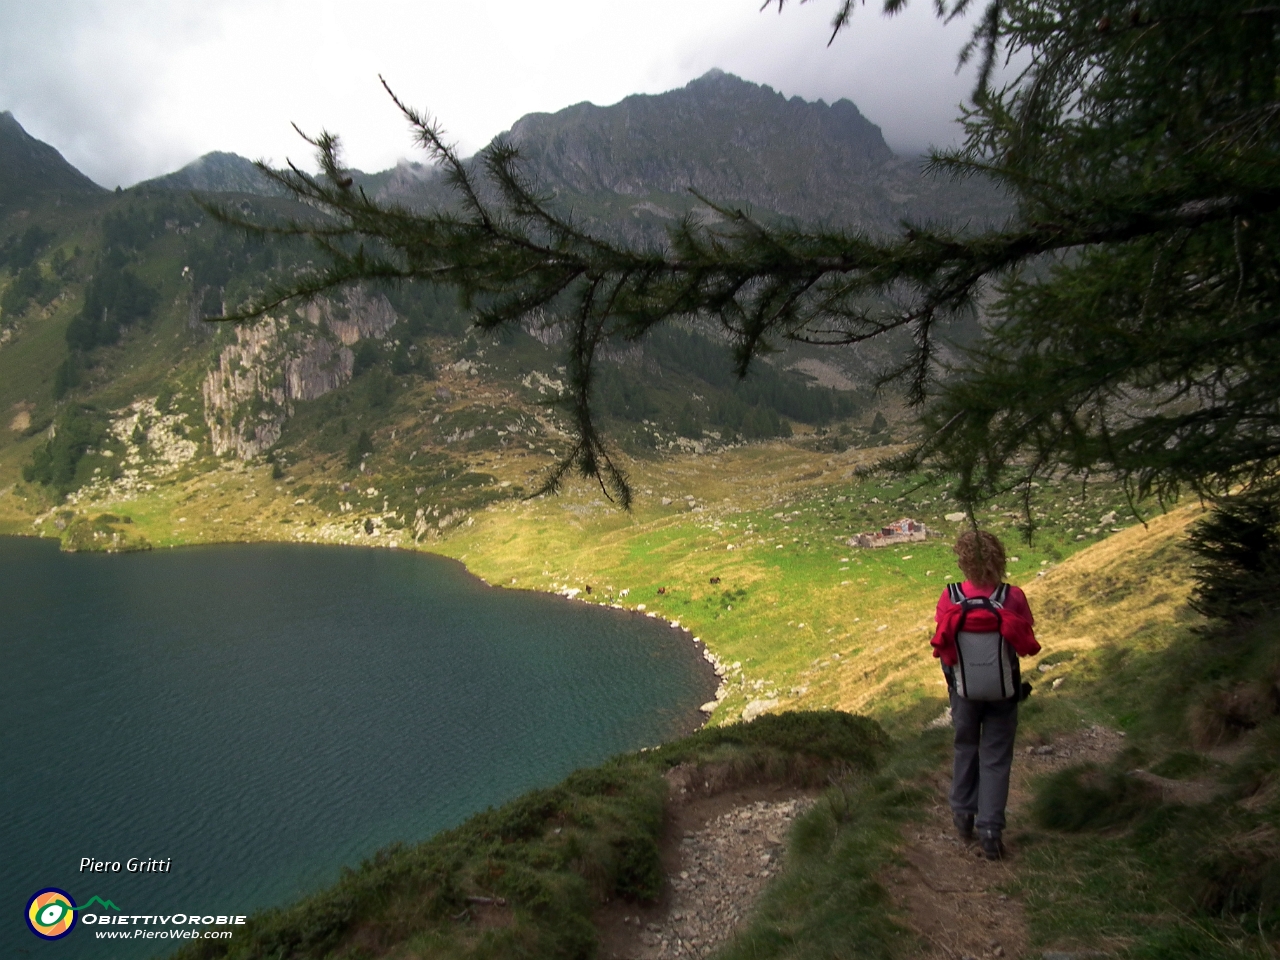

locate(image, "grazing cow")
[[709, 576, 721, 585]]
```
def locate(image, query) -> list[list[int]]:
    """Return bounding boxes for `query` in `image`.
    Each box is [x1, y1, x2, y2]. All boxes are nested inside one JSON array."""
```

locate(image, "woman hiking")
[[931, 530, 1040, 860]]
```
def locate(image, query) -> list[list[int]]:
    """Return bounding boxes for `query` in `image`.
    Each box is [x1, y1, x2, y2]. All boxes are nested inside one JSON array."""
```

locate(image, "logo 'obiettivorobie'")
[[25, 887, 244, 941], [26, 888, 78, 940]]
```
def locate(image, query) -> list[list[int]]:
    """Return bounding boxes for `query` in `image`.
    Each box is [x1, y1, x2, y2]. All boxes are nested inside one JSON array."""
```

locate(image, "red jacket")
[[931, 581, 1040, 666]]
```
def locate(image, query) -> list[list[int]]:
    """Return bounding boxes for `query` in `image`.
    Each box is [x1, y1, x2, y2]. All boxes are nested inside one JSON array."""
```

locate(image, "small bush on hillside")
[[52, 355, 81, 399], [611, 832, 663, 902], [362, 367, 396, 408], [0, 224, 52, 270], [346, 430, 374, 468], [1187, 487, 1280, 622], [656, 711, 891, 770], [351, 339, 382, 377], [1, 262, 57, 316], [1149, 751, 1216, 780], [65, 252, 159, 350], [1192, 821, 1280, 923], [1188, 681, 1279, 749]]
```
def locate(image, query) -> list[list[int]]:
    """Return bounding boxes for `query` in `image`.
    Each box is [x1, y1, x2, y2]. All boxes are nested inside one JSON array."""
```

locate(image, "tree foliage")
[[0, 224, 52, 271], [211, 0, 1280, 514], [22, 405, 112, 494], [1186, 486, 1280, 621], [65, 251, 159, 350]]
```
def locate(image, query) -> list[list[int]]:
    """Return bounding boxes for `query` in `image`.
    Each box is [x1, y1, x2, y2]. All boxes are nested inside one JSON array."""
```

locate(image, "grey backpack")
[[947, 583, 1018, 701]]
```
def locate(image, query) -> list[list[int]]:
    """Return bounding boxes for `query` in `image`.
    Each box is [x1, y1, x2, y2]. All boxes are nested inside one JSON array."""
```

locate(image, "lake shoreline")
[[0, 522, 726, 735]]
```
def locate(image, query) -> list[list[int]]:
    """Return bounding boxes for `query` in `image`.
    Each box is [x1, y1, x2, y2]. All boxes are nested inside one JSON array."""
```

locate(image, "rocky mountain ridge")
[[141, 150, 289, 197], [503, 69, 929, 232], [131, 70, 1005, 235]]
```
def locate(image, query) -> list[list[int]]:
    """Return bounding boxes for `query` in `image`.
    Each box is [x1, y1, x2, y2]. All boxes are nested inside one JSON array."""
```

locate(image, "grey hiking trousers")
[[948, 688, 1019, 834]]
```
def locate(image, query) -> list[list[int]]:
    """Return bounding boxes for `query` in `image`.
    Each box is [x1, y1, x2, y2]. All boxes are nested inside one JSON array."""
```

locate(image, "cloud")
[[0, 0, 981, 188]]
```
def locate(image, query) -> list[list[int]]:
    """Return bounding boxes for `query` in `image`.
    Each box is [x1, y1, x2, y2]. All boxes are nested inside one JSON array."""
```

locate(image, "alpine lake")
[[2, 535, 716, 957]]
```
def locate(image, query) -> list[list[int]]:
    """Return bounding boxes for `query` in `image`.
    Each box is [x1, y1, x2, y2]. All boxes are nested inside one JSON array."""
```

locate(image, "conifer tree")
[[215, 0, 1280, 514]]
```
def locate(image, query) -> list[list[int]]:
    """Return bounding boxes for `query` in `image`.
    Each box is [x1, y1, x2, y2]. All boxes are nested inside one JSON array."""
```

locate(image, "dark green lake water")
[[1, 536, 714, 957]]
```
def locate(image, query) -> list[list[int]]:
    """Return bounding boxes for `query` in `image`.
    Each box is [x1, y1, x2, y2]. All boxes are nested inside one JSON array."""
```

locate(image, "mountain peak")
[[0, 111, 104, 214], [500, 71, 896, 228], [139, 151, 288, 197]]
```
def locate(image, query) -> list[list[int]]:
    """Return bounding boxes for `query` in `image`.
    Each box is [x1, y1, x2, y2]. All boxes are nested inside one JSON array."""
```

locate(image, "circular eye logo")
[[26, 888, 77, 940]]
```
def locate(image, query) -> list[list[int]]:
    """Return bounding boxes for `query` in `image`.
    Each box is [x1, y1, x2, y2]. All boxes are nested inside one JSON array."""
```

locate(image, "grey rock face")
[[202, 288, 396, 458]]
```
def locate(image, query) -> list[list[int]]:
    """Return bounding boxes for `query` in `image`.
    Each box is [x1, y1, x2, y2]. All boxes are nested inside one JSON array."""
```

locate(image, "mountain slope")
[[369, 71, 1008, 238], [494, 70, 1006, 235], [508, 69, 891, 223], [0, 111, 105, 213], [139, 150, 288, 197], [140, 150, 434, 201]]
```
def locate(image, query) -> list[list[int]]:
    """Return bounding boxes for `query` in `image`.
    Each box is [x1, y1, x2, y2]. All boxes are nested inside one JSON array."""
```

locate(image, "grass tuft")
[[1032, 762, 1160, 832]]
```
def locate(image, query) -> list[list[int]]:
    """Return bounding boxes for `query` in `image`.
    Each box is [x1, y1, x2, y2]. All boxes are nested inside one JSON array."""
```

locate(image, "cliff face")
[[303, 286, 397, 346], [202, 289, 397, 458]]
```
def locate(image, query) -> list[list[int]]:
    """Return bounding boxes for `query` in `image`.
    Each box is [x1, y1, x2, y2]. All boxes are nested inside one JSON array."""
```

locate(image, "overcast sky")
[[0, 0, 982, 189]]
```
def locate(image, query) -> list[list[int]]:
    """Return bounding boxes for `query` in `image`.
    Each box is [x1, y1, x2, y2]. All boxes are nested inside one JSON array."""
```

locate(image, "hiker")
[[931, 530, 1041, 860]]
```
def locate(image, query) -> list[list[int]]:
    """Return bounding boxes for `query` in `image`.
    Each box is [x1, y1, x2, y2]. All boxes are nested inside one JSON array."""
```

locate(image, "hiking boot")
[[953, 812, 975, 842], [979, 830, 1005, 861]]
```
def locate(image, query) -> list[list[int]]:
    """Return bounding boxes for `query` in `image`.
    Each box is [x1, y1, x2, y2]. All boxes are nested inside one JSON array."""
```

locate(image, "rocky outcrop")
[[303, 287, 397, 345], [284, 335, 351, 401], [203, 317, 295, 458], [202, 289, 396, 458]]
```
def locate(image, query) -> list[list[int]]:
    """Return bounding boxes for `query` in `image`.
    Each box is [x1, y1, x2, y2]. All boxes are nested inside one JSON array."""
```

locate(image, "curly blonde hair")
[[954, 530, 1007, 586]]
